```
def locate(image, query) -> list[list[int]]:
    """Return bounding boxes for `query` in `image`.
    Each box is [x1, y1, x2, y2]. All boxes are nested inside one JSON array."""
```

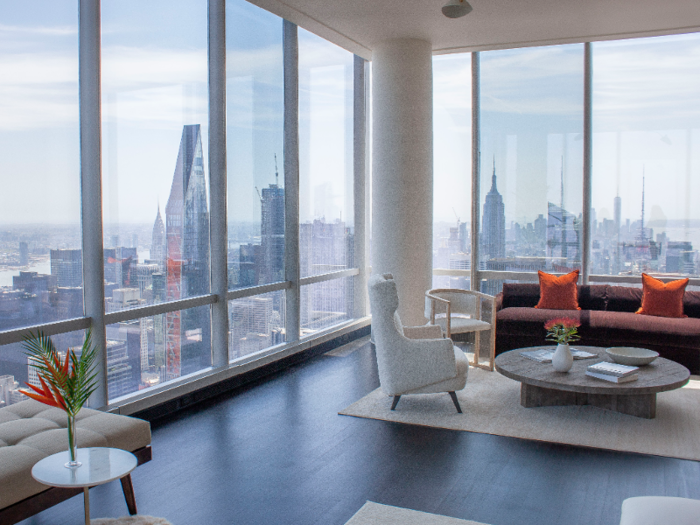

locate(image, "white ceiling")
[[247, 0, 700, 59]]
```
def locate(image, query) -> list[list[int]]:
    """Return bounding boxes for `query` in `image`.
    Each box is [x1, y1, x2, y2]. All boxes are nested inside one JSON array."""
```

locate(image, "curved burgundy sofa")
[[495, 283, 700, 374]]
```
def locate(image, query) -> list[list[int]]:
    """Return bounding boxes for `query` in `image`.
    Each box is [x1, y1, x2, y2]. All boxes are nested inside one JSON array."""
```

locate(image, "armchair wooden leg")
[[390, 396, 401, 410], [120, 474, 137, 516], [448, 391, 462, 413]]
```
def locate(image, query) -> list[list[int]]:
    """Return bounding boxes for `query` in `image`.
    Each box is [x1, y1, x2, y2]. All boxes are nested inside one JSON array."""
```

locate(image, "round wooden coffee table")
[[495, 346, 690, 419]]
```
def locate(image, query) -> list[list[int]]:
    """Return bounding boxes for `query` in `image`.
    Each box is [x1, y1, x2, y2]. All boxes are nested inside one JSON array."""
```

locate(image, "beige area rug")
[[345, 502, 488, 525], [92, 517, 172, 525], [340, 367, 700, 461]]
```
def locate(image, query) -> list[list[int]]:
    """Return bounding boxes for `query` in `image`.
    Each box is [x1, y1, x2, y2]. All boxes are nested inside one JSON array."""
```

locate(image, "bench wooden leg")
[[120, 474, 137, 515]]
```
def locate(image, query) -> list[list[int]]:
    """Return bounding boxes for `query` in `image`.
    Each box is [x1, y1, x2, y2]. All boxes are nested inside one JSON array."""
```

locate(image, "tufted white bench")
[[0, 399, 151, 524]]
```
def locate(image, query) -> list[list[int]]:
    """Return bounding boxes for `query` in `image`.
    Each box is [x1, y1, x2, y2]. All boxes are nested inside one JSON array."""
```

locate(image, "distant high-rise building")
[[134, 263, 160, 300], [50, 249, 82, 288], [481, 162, 506, 260], [13, 271, 56, 294], [261, 182, 285, 284], [547, 202, 579, 265], [165, 125, 211, 380], [152, 273, 166, 372], [534, 214, 547, 243], [19, 242, 29, 266], [299, 219, 348, 329], [239, 243, 261, 287], [614, 196, 621, 235], [151, 206, 166, 270], [614, 195, 622, 274]]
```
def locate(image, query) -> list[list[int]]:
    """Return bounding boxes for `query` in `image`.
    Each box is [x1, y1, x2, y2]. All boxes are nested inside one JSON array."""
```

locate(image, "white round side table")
[[32, 447, 137, 525]]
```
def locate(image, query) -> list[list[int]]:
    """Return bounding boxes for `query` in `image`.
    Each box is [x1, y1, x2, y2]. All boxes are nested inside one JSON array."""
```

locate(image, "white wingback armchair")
[[368, 274, 469, 413]]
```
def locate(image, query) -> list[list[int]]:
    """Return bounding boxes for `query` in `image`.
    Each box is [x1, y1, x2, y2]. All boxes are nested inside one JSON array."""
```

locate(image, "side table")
[[32, 447, 138, 525]]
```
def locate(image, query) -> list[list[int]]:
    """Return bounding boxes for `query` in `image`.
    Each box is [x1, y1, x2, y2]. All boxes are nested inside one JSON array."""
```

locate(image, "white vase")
[[552, 343, 573, 372]]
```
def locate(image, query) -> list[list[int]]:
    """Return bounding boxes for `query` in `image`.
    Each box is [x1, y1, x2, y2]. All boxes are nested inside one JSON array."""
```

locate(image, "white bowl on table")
[[606, 347, 659, 366]]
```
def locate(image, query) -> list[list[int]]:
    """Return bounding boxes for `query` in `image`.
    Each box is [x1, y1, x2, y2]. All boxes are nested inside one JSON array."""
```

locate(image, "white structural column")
[[372, 39, 433, 325]]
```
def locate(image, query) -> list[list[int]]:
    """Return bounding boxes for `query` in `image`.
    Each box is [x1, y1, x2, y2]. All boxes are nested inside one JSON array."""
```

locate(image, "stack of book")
[[586, 361, 639, 383]]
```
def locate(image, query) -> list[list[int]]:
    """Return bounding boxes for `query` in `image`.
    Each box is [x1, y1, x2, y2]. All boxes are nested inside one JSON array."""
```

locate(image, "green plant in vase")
[[21, 330, 99, 468]]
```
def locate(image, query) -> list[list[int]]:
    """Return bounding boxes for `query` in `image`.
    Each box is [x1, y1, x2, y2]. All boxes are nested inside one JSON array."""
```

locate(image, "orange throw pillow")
[[535, 270, 581, 310], [636, 273, 688, 318]]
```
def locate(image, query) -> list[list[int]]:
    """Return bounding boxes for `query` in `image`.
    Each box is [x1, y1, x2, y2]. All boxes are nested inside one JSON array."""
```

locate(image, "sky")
[[1, 2, 699, 236]]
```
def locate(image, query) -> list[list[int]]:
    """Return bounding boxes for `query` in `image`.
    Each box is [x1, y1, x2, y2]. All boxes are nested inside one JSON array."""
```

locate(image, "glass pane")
[[298, 29, 354, 278], [106, 305, 211, 402], [228, 291, 285, 362], [301, 277, 353, 336], [433, 53, 472, 290], [101, 0, 210, 311], [592, 34, 700, 278], [480, 45, 584, 295], [226, 0, 285, 289], [0, 330, 86, 408], [0, 1, 83, 330]]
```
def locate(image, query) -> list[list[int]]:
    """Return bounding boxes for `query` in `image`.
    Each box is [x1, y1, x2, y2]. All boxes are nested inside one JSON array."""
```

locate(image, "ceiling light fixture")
[[442, 0, 473, 19]]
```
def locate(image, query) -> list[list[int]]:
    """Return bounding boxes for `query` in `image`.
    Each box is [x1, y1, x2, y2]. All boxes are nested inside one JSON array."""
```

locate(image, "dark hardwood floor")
[[19, 338, 700, 525]]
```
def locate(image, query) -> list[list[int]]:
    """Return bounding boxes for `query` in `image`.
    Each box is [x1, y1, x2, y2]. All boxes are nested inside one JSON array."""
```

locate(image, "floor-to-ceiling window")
[[432, 53, 472, 290], [226, 0, 286, 361], [434, 35, 700, 293], [591, 34, 700, 281], [298, 29, 355, 335], [0, 0, 83, 405], [479, 44, 584, 295], [100, 0, 212, 402]]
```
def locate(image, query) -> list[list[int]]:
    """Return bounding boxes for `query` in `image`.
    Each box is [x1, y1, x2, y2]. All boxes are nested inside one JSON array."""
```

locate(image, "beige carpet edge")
[[345, 501, 489, 525], [92, 516, 172, 525], [339, 368, 700, 462]]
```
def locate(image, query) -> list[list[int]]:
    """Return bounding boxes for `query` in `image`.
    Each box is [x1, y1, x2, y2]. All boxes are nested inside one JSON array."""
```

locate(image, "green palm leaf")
[[22, 330, 100, 416]]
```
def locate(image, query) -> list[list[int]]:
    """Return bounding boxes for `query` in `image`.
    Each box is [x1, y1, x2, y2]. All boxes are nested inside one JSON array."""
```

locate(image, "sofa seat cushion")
[[497, 307, 591, 333], [0, 400, 151, 510], [593, 311, 700, 349]]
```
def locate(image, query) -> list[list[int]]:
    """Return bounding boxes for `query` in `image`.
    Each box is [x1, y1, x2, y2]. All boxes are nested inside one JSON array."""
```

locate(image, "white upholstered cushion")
[[433, 316, 491, 334], [619, 496, 700, 525]]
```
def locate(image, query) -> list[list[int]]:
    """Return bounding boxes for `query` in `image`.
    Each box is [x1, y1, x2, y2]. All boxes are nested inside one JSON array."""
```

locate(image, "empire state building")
[[481, 162, 506, 260]]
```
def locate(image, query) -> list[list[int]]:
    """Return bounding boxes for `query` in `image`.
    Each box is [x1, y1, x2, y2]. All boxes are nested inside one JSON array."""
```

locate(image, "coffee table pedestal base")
[[521, 383, 656, 419]]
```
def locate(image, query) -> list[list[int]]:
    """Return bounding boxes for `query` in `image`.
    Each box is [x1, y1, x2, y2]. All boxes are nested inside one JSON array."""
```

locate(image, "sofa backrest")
[[502, 282, 700, 318], [683, 291, 700, 319], [604, 286, 642, 313], [500, 283, 607, 311]]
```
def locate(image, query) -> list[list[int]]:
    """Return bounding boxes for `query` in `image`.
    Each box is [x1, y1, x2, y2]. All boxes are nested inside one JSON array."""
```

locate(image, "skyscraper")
[[151, 206, 166, 270], [260, 181, 285, 284], [481, 162, 506, 260], [50, 249, 83, 288], [165, 125, 211, 380], [614, 195, 622, 274], [19, 242, 28, 266]]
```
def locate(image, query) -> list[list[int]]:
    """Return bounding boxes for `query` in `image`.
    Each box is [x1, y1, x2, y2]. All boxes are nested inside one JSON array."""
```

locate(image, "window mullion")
[[283, 20, 300, 343], [79, 0, 107, 408], [471, 51, 481, 293], [209, 0, 229, 367]]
